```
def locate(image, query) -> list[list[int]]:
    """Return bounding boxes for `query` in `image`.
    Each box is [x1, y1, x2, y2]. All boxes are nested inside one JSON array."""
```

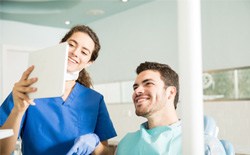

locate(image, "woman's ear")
[[85, 61, 93, 68]]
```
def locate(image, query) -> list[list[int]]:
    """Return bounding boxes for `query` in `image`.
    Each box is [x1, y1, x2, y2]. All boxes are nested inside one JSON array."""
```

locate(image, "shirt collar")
[[141, 120, 181, 130]]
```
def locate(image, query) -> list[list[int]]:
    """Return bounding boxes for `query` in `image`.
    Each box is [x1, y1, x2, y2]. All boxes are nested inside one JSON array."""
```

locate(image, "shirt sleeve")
[[94, 96, 117, 141], [0, 92, 26, 138], [0, 93, 15, 126]]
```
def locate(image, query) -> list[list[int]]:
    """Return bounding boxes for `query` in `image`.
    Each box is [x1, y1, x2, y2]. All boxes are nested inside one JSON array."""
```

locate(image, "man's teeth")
[[137, 98, 147, 103]]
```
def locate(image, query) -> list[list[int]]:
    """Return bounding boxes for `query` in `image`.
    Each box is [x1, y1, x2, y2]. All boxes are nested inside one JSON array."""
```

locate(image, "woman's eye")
[[68, 43, 74, 47], [67, 42, 76, 47], [81, 51, 87, 55]]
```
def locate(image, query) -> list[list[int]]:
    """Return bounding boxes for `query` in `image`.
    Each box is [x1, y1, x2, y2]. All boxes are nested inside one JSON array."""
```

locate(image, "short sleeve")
[[94, 96, 117, 141], [0, 92, 26, 138], [0, 93, 15, 126]]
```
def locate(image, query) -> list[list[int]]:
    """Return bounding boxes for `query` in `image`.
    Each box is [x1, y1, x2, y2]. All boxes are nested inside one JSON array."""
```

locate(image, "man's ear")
[[167, 86, 177, 100]]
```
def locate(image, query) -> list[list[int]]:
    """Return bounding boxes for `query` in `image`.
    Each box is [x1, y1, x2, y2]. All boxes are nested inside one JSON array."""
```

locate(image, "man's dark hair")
[[136, 61, 179, 109]]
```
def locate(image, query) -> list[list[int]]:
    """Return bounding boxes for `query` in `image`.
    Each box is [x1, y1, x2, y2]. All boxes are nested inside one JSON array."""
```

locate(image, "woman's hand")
[[66, 133, 100, 155], [12, 65, 38, 113]]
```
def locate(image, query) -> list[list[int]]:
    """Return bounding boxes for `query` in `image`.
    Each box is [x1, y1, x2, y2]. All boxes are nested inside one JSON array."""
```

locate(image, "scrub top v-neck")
[[0, 82, 117, 155]]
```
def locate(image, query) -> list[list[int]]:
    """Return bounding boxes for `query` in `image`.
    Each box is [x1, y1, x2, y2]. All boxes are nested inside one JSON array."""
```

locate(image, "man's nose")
[[134, 85, 144, 95]]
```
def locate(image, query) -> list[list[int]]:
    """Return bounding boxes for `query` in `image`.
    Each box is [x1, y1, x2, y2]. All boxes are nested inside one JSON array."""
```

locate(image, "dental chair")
[[204, 115, 235, 155], [220, 140, 235, 155]]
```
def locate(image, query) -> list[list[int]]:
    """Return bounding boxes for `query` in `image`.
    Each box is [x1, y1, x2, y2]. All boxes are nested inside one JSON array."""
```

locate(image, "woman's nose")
[[70, 47, 81, 57]]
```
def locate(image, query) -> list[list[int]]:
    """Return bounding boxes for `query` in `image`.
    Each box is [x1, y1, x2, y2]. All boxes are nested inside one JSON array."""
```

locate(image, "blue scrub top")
[[0, 82, 117, 155]]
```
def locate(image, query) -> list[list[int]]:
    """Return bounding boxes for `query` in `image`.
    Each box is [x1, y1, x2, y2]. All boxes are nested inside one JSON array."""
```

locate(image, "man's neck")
[[147, 107, 179, 129]]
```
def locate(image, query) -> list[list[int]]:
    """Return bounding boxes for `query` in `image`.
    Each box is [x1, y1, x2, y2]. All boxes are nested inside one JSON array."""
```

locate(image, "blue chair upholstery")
[[204, 115, 234, 155], [220, 140, 235, 155], [204, 115, 218, 137]]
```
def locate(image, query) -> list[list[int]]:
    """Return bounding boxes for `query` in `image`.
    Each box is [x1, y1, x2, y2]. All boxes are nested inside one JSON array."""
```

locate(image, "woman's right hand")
[[12, 65, 38, 113]]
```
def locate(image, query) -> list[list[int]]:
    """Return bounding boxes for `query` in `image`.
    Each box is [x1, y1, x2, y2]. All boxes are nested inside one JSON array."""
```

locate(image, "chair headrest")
[[220, 140, 235, 155], [204, 115, 218, 137]]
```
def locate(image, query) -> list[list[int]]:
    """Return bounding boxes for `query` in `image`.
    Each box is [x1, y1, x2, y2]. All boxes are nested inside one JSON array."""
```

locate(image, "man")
[[116, 61, 181, 155], [116, 61, 227, 155]]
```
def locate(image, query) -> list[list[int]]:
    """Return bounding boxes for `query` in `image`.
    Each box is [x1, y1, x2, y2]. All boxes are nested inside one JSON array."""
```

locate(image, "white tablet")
[[28, 42, 69, 99]]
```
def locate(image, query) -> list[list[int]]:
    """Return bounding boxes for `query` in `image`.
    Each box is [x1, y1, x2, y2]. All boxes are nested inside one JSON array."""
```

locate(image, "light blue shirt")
[[116, 121, 182, 155]]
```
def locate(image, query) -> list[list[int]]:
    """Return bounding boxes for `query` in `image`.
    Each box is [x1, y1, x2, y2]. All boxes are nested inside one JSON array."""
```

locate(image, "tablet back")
[[28, 43, 68, 99]]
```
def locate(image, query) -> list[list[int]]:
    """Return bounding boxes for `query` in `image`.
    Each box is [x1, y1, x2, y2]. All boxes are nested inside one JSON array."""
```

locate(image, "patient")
[[116, 61, 227, 155], [116, 61, 181, 155]]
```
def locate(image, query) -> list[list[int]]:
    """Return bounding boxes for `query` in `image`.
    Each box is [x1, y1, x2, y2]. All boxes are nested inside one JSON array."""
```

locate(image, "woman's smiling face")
[[66, 32, 95, 72]]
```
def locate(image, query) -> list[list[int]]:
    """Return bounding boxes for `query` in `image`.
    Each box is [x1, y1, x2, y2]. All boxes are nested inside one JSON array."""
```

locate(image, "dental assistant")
[[0, 25, 117, 155]]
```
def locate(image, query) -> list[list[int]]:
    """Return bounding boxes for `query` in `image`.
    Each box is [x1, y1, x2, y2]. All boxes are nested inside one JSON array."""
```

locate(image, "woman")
[[0, 25, 117, 155]]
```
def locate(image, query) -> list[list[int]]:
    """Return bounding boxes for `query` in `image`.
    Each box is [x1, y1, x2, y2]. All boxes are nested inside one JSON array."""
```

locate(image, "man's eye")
[[145, 82, 153, 86]]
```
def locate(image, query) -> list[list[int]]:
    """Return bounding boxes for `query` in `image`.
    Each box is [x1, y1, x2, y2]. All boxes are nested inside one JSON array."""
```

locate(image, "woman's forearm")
[[0, 109, 24, 155], [92, 141, 111, 155]]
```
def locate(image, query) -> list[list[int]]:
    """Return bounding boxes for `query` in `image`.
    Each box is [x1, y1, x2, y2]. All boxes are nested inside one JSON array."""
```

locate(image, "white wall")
[[88, 0, 250, 83], [0, 20, 67, 48], [0, 19, 3, 102], [201, 0, 250, 70], [89, 1, 178, 83]]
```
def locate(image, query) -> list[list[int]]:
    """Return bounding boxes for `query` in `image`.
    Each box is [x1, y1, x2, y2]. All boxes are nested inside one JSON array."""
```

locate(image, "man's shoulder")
[[118, 129, 141, 145], [122, 130, 140, 140], [116, 130, 141, 155]]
